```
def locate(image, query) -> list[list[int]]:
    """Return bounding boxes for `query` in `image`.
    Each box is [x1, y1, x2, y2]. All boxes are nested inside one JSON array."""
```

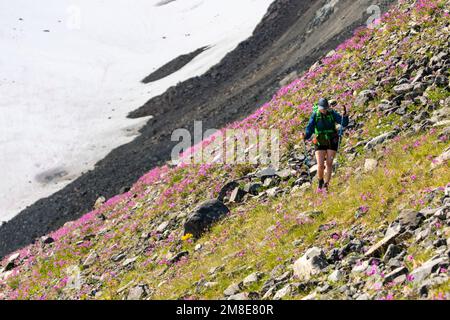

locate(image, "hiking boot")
[[318, 179, 325, 190]]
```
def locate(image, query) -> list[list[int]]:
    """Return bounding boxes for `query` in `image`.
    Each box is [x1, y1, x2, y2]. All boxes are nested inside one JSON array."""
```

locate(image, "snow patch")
[[0, 0, 273, 221]]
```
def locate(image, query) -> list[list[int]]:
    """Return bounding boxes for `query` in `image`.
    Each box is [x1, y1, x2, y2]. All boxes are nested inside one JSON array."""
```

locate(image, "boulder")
[[355, 90, 376, 106], [266, 187, 282, 198], [328, 270, 345, 283], [184, 200, 230, 238], [41, 236, 55, 245], [410, 257, 448, 284], [127, 285, 148, 300], [82, 251, 98, 268], [243, 272, 263, 287], [382, 244, 403, 262], [364, 159, 378, 172], [228, 292, 250, 301], [256, 167, 277, 180], [309, 164, 319, 176], [94, 196, 106, 208], [7, 253, 20, 264], [397, 210, 424, 231], [364, 132, 396, 150], [352, 261, 369, 273], [229, 187, 246, 203], [224, 283, 242, 296], [243, 183, 262, 195], [217, 181, 239, 201], [156, 221, 170, 233], [394, 83, 414, 95], [273, 284, 292, 300], [383, 266, 409, 284], [293, 247, 328, 281], [364, 224, 401, 257]]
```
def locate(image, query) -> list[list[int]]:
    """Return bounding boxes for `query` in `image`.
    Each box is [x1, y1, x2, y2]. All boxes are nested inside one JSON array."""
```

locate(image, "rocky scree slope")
[[0, 0, 396, 258], [1, 0, 450, 300]]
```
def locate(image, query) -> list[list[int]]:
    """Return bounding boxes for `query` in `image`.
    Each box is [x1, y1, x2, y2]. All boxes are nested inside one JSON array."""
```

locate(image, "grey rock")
[[364, 159, 378, 172], [328, 270, 345, 283], [383, 266, 409, 284], [364, 132, 396, 150], [273, 284, 292, 300], [394, 83, 414, 94], [82, 251, 98, 268], [355, 90, 376, 106], [243, 272, 263, 287], [398, 209, 424, 230], [243, 183, 262, 195], [387, 258, 403, 268], [261, 287, 276, 300], [156, 221, 170, 233], [266, 187, 282, 198], [41, 236, 55, 244], [122, 257, 138, 267], [276, 169, 293, 179], [7, 253, 20, 264], [127, 285, 148, 300], [352, 261, 369, 273], [208, 265, 225, 275], [184, 200, 230, 238], [432, 147, 450, 169], [383, 244, 403, 262], [256, 167, 277, 179], [224, 283, 242, 296], [229, 187, 246, 203], [111, 253, 127, 262], [228, 292, 250, 301], [293, 247, 329, 280], [364, 224, 401, 258], [410, 257, 448, 284], [356, 293, 371, 300], [217, 181, 239, 201]]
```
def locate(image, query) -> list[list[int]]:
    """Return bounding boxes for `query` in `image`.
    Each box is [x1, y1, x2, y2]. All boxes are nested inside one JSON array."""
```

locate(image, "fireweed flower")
[[373, 282, 383, 290], [367, 265, 378, 276], [382, 293, 394, 300]]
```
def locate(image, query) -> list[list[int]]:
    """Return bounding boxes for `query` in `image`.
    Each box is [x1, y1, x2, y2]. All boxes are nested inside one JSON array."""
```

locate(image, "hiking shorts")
[[313, 135, 339, 152], [315, 142, 339, 152]]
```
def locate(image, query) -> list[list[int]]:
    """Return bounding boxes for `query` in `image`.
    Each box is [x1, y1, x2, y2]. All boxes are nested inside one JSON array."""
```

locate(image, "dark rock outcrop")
[[184, 200, 230, 238]]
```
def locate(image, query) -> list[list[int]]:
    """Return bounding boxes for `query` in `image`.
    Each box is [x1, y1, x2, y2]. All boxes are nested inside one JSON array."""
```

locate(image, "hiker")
[[301, 98, 349, 191]]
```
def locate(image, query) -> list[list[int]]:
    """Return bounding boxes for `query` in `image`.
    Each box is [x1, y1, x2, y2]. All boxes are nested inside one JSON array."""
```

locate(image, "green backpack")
[[312, 104, 337, 146]]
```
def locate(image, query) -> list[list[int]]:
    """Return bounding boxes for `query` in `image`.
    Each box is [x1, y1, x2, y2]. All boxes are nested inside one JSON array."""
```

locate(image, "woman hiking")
[[301, 98, 349, 191]]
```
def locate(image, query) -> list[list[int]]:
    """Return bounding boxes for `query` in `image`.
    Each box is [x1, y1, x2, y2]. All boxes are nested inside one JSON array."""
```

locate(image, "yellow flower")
[[181, 233, 193, 241]]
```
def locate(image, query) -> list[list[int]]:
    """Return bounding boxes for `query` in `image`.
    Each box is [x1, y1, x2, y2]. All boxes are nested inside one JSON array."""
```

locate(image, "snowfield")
[[0, 0, 273, 222]]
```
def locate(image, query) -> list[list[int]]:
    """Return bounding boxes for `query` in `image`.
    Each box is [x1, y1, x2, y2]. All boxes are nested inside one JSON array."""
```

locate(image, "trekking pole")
[[335, 107, 346, 174], [303, 138, 312, 182]]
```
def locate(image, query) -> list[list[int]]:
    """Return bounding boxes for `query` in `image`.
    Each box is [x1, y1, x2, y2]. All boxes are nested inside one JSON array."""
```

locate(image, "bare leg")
[[325, 150, 337, 184], [315, 150, 326, 181]]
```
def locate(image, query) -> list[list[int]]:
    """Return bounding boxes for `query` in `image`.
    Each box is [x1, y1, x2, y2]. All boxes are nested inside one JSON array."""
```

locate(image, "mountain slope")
[[1, 0, 449, 300], [0, 0, 396, 258]]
